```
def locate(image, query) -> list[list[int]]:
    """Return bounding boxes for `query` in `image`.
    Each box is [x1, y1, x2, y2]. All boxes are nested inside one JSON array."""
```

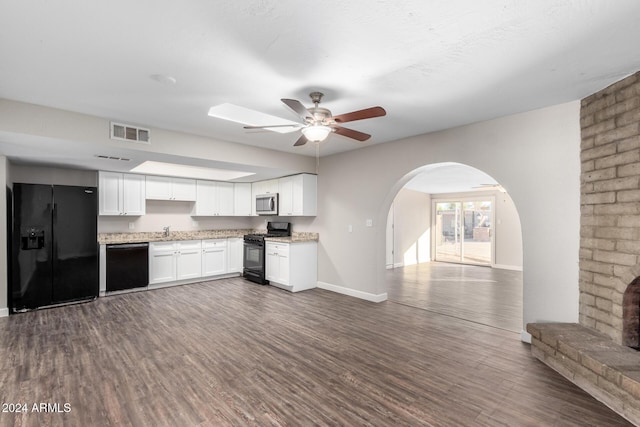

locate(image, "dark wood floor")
[[0, 278, 631, 426], [386, 262, 523, 332]]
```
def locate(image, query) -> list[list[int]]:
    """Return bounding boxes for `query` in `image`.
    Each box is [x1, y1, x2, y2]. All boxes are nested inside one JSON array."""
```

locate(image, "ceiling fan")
[[243, 92, 386, 147]]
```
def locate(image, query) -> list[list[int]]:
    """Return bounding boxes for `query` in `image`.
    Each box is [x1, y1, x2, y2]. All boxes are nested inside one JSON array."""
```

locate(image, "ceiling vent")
[[110, 122, 150, 144], [95, 155, 131, 162]]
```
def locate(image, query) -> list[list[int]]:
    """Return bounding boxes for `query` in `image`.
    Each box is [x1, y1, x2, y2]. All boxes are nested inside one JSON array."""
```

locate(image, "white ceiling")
[[404, 163, 499, 194], [1, 1, 640, 175]]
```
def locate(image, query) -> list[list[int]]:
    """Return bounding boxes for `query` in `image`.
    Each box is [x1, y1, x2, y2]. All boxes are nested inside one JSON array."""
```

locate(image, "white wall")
[[388, 188, 431, 267], [11, 164, 97, 187], [0, 98, 317, 177], [494, 191, 523, 269], [98, 201, 252, 233], [316, 101, 581, 331]]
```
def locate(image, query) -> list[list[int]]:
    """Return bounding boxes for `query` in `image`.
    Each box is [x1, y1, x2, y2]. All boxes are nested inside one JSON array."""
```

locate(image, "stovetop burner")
[[244, 222, 291, 242]]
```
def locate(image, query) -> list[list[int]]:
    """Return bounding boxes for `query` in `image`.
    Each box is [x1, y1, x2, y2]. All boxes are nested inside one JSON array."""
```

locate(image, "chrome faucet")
[[163, 226, 170, 237]]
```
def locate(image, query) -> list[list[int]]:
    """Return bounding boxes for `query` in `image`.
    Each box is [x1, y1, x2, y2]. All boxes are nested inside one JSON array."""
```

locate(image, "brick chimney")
[[580, 71, 640, 345]]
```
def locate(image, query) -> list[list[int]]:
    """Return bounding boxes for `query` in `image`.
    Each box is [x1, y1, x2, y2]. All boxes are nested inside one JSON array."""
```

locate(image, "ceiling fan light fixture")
[[301, 125, 332, 142]]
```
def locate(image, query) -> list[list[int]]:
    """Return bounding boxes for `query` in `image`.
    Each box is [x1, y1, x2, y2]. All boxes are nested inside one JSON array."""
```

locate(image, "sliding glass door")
[[434, 199, 493, 265]]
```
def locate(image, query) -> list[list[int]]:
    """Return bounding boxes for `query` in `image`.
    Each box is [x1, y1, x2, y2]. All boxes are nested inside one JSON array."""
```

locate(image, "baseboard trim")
[[493, 264, 523, 272], [317, 281, 387, 303], [0, 307, 9, 317], [521, 330, 532, 344], [385, 263, 405, 270]]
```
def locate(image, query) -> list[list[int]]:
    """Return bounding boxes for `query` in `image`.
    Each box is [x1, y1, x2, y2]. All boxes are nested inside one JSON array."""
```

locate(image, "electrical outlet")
[[192, 220, 199, 228], [128, 222, 135, 230], [366, 219, 373, 227], [348, 224, 353, 233]]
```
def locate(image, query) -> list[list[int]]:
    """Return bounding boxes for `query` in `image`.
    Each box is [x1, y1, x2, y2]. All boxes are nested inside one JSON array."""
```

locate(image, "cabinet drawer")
[[177, 240, 202, 251], [202, 239, 227, 249], [266, 242, 289, 255], [150, 241, 176, 252]]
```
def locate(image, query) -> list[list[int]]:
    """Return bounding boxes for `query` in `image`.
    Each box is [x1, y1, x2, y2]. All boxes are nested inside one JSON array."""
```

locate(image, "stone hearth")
[[528, 323, 640, 425]]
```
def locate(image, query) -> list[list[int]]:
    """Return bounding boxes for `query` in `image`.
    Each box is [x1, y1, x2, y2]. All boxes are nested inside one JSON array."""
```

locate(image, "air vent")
[[110, 122, 151, 144], [95, 155, 131, 162]]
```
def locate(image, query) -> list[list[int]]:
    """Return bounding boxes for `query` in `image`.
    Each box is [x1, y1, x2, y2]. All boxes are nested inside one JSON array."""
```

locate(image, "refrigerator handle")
[[51, 203, 57, 258]]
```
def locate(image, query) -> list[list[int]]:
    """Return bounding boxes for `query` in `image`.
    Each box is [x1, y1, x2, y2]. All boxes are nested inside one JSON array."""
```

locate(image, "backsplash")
[[98, 200, 319, 234]]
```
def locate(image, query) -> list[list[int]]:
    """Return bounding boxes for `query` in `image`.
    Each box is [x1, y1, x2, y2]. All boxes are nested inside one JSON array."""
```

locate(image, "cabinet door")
[[263, 179, 279, 194], [277, 252, 290, 286], [99, 171, 123, 215], [291, 174, 304, 215], [202, 246, 227, 276], [227, 238, 243, 273], [172, 178, 197, 201], [194, 180, 216, 215], [123, 174, 146, 215], [233, 183, 251, 216], [265, 250, 279, 282], [145, 176, 173, 200], [177, 248, 202, 280], [216, 182, 235, 216], [251, 182, 263, 216], [149, 250, 176, 284], [278, 177, 294, 216]]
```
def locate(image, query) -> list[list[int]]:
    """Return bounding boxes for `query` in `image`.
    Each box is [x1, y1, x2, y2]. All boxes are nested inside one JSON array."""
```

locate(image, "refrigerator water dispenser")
[[21, 227, 45, 250]]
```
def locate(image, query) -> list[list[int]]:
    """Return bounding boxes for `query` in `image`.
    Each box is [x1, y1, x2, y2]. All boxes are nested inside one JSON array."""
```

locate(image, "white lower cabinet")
[[202, 239, 227, 277], [177, 241, 203, 280], [266, 242, 289, 286], [149, 240, 202, 285], [265, 241, 317, 292], [227, 238, 243, 273], [149, 242, 176, 284], [149, 237, 243, 286]]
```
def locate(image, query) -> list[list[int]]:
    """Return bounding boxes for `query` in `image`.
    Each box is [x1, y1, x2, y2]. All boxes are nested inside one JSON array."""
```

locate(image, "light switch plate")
[[366, 219, 373, 227]]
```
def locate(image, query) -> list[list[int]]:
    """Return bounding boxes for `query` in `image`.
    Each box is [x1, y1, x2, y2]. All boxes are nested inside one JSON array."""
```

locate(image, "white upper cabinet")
[[146, 176, 196, 201], [99, 171, 146, 216], [277, 174, 317, 216], [193, 180, 235, 216], [233, 183, 252, 216]]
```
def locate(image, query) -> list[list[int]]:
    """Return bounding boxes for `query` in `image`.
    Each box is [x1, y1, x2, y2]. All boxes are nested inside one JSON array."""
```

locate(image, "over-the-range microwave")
[[256, 193, 278, 215]]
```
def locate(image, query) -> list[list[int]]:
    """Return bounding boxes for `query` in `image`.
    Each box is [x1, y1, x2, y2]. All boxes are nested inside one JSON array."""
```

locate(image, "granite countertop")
[[98, 229, 319, 244], [265, 232, 319, 243]]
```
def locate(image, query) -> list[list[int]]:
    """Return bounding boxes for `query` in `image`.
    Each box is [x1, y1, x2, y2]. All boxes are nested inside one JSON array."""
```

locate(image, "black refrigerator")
[[10, 183, 98, 312]]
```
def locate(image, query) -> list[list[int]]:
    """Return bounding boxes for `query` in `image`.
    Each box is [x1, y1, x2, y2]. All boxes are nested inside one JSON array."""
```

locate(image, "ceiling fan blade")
[[332, 106, 386, 123], [281, 99, 312, 121], [208, 103, 300, 133], [243, 124, 302, 130], [331, 125, 371, 142], [243, 124, 302, 134], [293, 134, 308, 147]]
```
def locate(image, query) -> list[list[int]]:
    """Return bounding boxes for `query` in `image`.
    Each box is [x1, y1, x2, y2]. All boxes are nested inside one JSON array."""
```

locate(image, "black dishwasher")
[[106, 243, 149, 292]]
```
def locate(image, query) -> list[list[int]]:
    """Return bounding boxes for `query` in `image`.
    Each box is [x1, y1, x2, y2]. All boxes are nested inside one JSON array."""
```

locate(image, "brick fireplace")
[[580, 71, 640, 345], [528, 71, 640, 425]]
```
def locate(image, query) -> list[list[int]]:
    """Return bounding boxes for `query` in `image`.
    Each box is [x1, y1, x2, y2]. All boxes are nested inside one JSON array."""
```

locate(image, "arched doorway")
[[383, 162, 524, 332]]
